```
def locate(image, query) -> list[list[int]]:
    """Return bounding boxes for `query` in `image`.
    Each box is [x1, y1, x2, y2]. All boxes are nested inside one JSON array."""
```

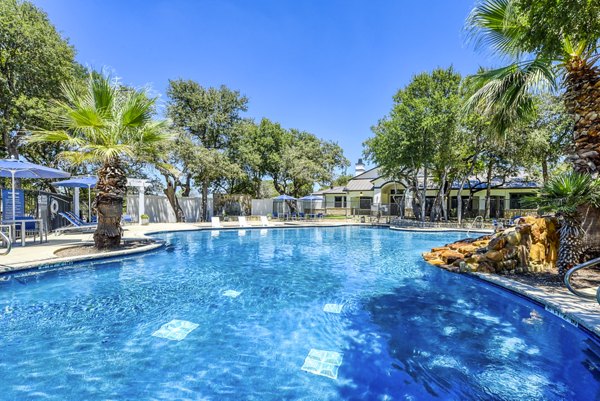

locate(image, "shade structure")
[[273, 194, 297, 216], [298, 195, 323, 201], [299, 195, 323, 216], [52, 176, 97, 222], [0, 158, 70, 221], [273, 194, 297, 201]]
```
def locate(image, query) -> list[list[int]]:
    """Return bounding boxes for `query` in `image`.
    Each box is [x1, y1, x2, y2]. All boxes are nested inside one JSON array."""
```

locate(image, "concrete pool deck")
[[0, 222, 598, 338]]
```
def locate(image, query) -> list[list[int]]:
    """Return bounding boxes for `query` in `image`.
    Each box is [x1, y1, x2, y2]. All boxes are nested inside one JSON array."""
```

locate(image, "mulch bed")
[[504, 266, 600, 295], [54, 240, 155, 258]]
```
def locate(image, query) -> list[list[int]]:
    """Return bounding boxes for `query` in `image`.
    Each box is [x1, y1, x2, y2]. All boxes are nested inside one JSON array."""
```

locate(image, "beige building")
[[314, 159, 539, 219]]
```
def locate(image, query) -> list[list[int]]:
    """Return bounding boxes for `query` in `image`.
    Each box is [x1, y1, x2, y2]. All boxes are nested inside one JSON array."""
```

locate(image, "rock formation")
[[423, 216, 559, 274]]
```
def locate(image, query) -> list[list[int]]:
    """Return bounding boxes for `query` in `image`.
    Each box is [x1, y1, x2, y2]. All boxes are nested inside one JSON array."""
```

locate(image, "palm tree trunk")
[[564, 60, 600, 174], [556, 215, 585, 277], [93, 159, 126, 249]]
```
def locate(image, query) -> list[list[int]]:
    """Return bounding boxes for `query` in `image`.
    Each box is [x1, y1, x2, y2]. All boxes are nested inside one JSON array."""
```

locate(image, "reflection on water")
[[0, 227, 598, 400]]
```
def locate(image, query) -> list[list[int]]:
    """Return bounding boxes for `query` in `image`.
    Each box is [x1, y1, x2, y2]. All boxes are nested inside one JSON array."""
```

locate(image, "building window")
[[359, 197, 372, 209], [334, 196, 346, 208], [509, 193, 531, 209]]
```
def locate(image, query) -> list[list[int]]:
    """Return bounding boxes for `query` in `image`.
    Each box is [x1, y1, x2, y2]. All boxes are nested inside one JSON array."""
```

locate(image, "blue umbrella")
[[273, 194, 297, 216], [273, 194, 297, 200], [53, 176, 97, 222], [0, 158, 70, 221], [299, 195, 323, 201]]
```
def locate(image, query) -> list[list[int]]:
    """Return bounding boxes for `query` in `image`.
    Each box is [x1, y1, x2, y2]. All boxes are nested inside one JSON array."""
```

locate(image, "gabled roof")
[[352, 167, 380, 180], [314, 186, 347, 195], [345, 179, 374, 191]]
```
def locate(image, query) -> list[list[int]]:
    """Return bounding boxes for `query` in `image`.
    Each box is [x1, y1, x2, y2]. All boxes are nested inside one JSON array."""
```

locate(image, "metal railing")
[[0, 226, 12, 255], [564, 256, 600, 303]]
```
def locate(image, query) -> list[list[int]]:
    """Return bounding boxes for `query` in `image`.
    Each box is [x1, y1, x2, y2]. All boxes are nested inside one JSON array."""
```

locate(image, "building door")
[[490, 196, 505, 218]]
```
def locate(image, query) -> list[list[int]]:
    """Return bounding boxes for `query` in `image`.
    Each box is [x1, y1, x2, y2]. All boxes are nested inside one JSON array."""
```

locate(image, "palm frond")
[[464, 57, 557, 133], [30, 70, 171, 166], [465, 0, 527, 58], [27, 130, 85, 146], [524, 171, 600, 215]]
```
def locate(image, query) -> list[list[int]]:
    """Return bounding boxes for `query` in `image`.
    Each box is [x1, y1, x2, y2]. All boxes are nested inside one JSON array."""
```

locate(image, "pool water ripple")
[[0, 227, 599, 400]]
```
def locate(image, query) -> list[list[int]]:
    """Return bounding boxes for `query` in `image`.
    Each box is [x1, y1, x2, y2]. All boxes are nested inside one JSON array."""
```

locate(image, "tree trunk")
[[421, 167, 427, 223], [541, 158, 549, 184], [564, 60, 600, 174], [484, 162, 493, 219], [556, 215, 585, 277], [201, 179, 209, 222], [164, 181, 185, 222], [93, 159, 126, 249], [182, 175, 191, 197]]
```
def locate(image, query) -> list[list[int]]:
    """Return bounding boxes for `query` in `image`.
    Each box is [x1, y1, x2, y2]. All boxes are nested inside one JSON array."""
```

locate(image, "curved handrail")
[[564, 256, 600, 300], [467, 216, 484, 236], [0, 230, 11, 255]]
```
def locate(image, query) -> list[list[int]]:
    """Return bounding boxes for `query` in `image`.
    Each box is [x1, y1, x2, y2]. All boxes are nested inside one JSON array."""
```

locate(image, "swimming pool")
[[1, 227, 599, 400]]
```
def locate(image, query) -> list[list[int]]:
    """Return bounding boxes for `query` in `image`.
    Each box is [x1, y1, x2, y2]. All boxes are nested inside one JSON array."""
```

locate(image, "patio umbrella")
[[52, 176, 97, 222], [273, 194, 297, 216], [299, 195, 323, 216], [0, 158, 70, 221]]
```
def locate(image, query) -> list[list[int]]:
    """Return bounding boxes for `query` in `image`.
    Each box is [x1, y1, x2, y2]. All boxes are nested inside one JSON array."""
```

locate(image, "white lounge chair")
[[260, 216, 273, 227], [238, 216, 251, 227], [211, 217, 222, 228]]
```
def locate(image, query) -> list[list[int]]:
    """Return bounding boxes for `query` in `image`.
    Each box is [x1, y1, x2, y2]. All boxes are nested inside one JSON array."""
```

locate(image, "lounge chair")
[[238, 216, 251, 227], [260, 216, 273, 227], [211, 217, 223, 228], [121, 214, 134, 225], [55, 212, 97, 235]]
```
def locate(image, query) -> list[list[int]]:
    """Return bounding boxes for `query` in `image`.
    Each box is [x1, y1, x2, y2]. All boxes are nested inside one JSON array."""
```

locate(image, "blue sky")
[[34, 0, 496, 171]]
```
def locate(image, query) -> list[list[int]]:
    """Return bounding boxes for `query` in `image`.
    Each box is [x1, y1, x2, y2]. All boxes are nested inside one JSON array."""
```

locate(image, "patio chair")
[[55, 212, 97, 235], [238, 216, 251, 227], [272, 212, 279, 220], [298, 212, 305, 220], [121, 214, 134, 225], [211, 216, 223, 228], [317, 213, 324, 220], [260, 216, 273, 227]]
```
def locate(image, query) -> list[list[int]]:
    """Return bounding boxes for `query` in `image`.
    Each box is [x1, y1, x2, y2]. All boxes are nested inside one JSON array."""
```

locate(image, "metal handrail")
[[564, 256, 600, 301], [0, 230, 11, 255], [467, 216, 484, 236]]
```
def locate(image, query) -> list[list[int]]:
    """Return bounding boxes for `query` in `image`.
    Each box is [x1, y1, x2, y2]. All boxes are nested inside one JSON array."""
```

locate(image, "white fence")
[[126, 195, 212, 223], [251, 199, 273, 216]]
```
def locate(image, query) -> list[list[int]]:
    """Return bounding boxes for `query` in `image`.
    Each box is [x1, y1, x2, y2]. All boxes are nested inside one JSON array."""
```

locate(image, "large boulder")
[[422, 216, 559, 274]]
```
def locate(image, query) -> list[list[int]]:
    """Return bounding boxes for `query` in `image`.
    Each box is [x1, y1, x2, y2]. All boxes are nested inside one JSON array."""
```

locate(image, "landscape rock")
[[422, 216, 559, 275]]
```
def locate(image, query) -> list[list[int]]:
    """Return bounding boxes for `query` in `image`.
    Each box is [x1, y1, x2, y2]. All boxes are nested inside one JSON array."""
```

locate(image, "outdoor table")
[[4, 219, 47, 246]]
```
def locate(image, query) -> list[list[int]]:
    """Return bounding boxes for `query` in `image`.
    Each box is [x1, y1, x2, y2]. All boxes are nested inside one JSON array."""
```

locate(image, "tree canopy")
[[0, 0, 81, 161]]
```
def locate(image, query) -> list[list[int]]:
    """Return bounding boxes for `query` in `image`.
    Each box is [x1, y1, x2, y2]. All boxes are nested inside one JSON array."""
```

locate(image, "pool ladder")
[[564, 256, 600, 304], [467, 216, 484, 236]]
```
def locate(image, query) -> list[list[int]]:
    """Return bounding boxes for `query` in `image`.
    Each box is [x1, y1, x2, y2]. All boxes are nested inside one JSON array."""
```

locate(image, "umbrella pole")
[[11, 170, 15, 221], [88, 185, 91, 222]]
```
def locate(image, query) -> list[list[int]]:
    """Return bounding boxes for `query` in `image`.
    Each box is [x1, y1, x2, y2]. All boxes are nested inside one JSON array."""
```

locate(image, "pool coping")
[[0, 240, 166, 274], [466, 272, 600, 339], [389, 226, 493, 234]]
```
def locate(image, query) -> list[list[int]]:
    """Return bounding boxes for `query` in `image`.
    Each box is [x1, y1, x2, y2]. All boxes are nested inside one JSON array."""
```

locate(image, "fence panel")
[[126, 195, 209, 223], [251, 199, 273, 216]]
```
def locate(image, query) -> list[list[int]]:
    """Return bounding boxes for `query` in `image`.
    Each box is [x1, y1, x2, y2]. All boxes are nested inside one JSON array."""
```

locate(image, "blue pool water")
[[1, 227, 599, 400]]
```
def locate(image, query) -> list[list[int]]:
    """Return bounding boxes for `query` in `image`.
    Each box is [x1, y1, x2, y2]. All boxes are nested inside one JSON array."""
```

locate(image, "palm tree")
[[526, 172, 600, 277], [30, 73, 169, 249], [465, 0, 600, 174]]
